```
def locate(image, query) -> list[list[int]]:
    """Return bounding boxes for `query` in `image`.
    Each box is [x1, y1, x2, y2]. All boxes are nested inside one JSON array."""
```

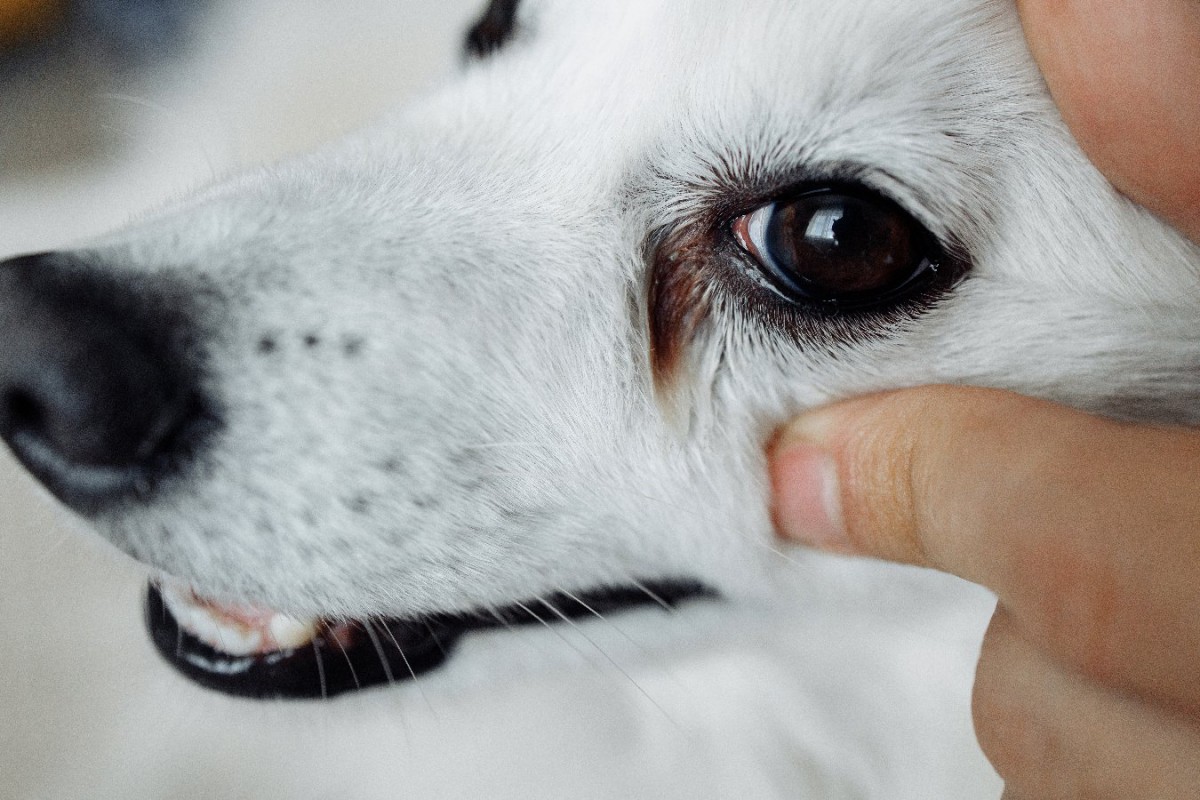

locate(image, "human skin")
[[770, 1, 1200, 797], [1016, 0, 1200, 243]]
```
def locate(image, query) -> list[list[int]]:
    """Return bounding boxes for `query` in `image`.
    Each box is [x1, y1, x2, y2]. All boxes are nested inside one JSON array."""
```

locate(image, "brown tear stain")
[[647, 231, 713, 405]]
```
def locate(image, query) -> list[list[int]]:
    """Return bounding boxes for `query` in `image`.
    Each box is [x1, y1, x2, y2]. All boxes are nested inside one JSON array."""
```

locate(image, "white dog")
[[2, 0, 1197, 797]]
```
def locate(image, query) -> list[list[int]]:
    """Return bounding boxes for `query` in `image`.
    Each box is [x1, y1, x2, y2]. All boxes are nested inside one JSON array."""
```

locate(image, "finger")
[[1016, 0, 1200, 242], [770, 385, 1200, 712], [974, 608, 1200, 800]]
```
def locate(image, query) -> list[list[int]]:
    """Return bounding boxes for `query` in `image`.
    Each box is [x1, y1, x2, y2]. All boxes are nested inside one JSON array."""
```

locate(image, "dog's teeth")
[[159, 582, 315, 656], [165, 594, 264, 656], [267, 614, 317, 649]]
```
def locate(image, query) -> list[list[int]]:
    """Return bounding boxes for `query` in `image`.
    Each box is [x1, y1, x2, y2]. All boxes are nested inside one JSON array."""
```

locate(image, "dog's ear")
[[464, 0, 521, 60]]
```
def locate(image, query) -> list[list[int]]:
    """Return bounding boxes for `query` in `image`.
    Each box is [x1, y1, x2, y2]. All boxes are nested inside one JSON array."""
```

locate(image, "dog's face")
[[2, 0, 1198, 698]]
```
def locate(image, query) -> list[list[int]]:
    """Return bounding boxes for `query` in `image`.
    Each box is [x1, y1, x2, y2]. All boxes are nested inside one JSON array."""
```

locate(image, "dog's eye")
[[465, 0, 521, 59], [732, 188, 941, 311]]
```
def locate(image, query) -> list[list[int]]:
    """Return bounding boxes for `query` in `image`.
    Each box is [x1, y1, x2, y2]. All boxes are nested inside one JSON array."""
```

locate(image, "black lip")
[[145, 580, 713, 700]]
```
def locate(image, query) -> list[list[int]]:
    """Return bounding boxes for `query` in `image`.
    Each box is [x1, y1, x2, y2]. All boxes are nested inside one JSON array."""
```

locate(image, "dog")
[[2, 0, 1198, 796]]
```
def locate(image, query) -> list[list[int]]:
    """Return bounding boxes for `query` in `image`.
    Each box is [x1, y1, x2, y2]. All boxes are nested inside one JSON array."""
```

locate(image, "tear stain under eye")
[[647, 230, 715, 400]]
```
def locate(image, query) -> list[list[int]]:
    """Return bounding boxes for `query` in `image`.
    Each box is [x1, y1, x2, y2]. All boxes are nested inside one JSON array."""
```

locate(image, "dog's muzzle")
[[0, 251, 715, 700]]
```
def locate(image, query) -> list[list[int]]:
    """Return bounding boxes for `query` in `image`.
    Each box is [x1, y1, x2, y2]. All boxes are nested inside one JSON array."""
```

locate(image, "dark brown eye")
[[465, 0, 522, 60], [733, 188, 942, 310]]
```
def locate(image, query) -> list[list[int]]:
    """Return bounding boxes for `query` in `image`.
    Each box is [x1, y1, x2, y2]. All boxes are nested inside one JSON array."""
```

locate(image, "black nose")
[[0, 253, 206, 512]]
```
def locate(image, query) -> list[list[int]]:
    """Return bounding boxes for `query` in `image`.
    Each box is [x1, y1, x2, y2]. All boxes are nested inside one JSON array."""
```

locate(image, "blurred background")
[[0, 0, 470, 254]]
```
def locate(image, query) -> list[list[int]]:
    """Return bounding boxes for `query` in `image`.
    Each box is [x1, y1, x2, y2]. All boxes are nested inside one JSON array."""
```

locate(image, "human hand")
[[771, 388, 1200, 798], [769, 3, 1200, 796], [1016, 0, 1200, 242]]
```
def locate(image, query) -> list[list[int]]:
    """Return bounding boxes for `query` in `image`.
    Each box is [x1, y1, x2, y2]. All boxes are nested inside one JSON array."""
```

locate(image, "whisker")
[[332, 631, 362, 690], [312, 639, 328, 701], [558, 587, 661, 653], [484, 603, 551, 654], [486, 604, 518, 630], [512, 600, 598, 666], [422, 621, 451, 657], [379, 622, 437, 716], [753, 538, 810, 568], [481, 602, 567, 663], [97, 92, 221, 180], [362, 620, 397, 687], [560, 586, 692, 694], [627, 578, 678, 613], [534, 596, 680, 727], [97, 92, 175, 115], [557, 589, 614, 622]]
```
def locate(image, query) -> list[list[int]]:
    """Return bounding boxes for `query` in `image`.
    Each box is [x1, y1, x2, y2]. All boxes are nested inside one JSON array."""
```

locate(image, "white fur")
[[6, 0, 1200, 797]]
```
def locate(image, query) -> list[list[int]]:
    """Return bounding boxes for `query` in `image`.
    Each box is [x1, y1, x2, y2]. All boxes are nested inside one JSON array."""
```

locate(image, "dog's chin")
[[146, 578, 714, 700]]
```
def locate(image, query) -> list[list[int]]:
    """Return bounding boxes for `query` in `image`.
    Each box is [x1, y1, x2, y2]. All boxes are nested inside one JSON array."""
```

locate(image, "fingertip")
[[769, 439, 851, 552], [1017, 0, 1200, 241], [769, 389, 945, 563], [769, 386, 1055, 573]]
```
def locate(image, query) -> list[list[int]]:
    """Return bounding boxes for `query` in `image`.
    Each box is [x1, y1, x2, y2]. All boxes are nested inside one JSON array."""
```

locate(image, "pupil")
[[762, 191, 922, 301], [828, 208, 871, 253]]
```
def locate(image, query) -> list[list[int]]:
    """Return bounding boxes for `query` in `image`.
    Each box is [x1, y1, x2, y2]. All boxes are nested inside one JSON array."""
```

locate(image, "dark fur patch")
[[464, 0, 521, 60]]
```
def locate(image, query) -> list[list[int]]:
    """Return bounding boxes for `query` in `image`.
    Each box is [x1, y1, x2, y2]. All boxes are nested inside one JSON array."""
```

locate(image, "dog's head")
[[2, 0, 1198, 698]]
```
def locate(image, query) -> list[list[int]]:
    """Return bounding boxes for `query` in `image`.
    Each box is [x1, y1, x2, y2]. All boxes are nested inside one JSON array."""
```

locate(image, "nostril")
[[2, 387, 45, 434]]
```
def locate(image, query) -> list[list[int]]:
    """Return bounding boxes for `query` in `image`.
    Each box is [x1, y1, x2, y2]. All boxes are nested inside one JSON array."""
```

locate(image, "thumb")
[[771, 385, 1200, 713], [769, 384, 1026, 566], [768, 385, 1156, 576]]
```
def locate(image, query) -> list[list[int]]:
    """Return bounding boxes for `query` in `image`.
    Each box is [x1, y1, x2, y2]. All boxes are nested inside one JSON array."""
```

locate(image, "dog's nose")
[[0, 252, 200, 511]]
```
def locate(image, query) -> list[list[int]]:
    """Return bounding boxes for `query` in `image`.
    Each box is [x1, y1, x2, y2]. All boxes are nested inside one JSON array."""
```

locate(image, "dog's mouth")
[[146, 579, 712, 700]]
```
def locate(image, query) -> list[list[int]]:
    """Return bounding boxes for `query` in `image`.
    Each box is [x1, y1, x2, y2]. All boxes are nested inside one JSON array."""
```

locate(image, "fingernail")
[[770, 435, 850, 552]]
